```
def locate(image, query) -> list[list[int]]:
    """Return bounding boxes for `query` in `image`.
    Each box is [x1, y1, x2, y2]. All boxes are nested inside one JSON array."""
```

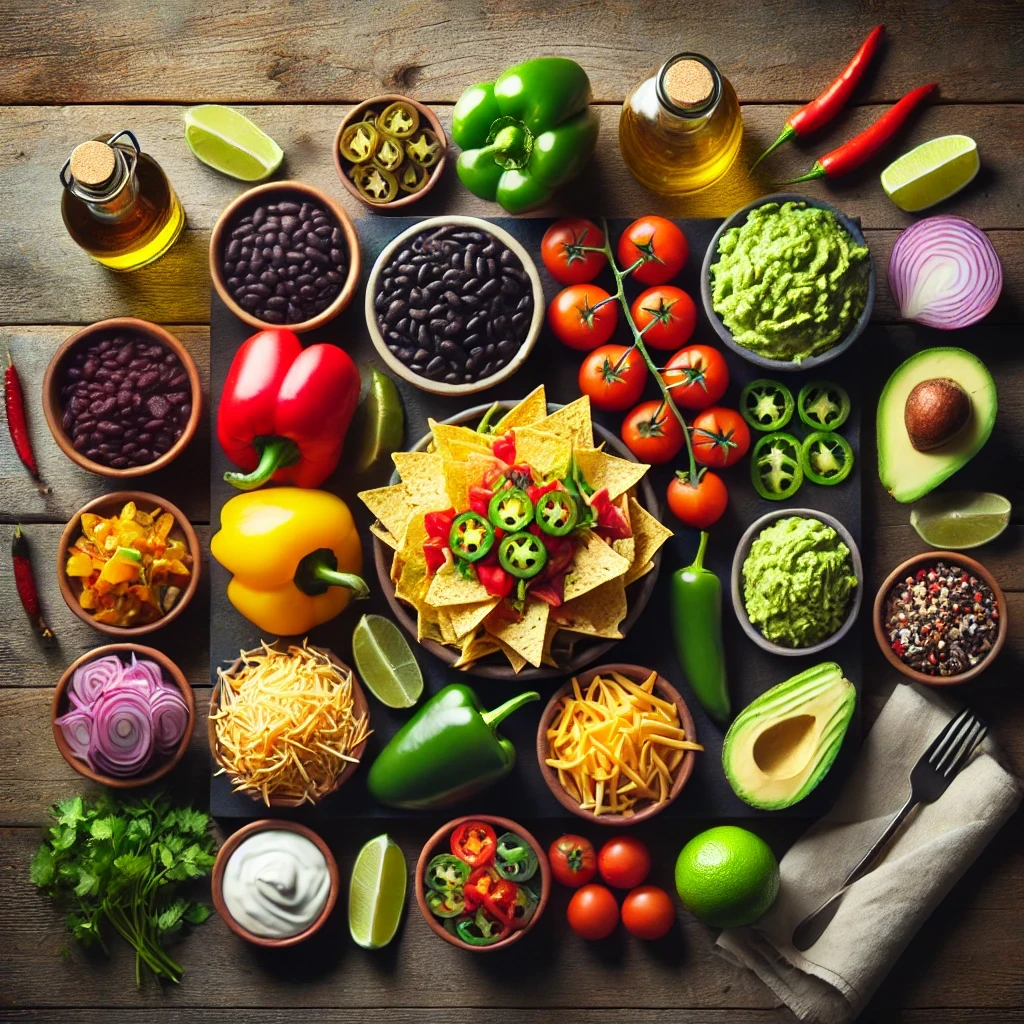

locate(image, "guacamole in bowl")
[[700, 195, 875, 371]]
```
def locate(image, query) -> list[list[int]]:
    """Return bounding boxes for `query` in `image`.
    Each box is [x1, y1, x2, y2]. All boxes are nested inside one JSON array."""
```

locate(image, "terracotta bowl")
[[372, 401, 663, 680], [57, 490, 201, 638], [42, 318, 201, 479], [873, 550, 1007, 686], [209, 644, 370, 808], [211, 819, 339, 947], [209, 179, 360, 333], [334, 94, 448, 210], [536, 663, 697, 826], [415, 814, 550, 952], [51, 643, 195, 788]]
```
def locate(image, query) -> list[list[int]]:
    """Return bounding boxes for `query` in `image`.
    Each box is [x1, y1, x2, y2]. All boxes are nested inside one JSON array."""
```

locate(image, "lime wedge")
[[184, 105, 284, 181], [881, 135, 979, 212], [355, 370, 405, 472], [352, 614, 423, 708], [349, 834, 407, 949], [910, 491, 1011, 549]]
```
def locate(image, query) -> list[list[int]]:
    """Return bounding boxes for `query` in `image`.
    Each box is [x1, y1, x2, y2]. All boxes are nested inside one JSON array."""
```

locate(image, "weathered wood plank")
[[3, 0, 1022, 105], [4, 1015, 1024, 1024], [2, 103, 1023, 325]]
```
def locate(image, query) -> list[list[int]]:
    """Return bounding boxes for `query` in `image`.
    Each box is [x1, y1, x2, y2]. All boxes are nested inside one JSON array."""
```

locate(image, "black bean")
[[479, 278, 500, 299], [497, 339, 519, 358], [409, 308, 429, 321]]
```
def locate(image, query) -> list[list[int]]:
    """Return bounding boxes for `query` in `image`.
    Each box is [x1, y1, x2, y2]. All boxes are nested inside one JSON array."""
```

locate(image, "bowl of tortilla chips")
[[358, 387, 670, 679]]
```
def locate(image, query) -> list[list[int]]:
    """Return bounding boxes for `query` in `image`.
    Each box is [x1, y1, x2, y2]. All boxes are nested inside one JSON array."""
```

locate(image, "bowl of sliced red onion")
[[52, 644, 194, 787]]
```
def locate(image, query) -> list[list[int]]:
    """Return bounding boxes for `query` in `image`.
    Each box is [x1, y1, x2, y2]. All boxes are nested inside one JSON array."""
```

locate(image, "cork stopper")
[[69, 140, 117, 187], [663, 59, 714, 109]]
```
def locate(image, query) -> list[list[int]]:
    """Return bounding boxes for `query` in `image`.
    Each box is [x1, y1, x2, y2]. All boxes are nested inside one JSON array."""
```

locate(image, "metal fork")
[[792, 706, 987, 952]]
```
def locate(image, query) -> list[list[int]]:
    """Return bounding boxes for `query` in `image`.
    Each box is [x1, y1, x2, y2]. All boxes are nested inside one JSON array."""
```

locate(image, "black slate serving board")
[[210, 216, 862, 822]]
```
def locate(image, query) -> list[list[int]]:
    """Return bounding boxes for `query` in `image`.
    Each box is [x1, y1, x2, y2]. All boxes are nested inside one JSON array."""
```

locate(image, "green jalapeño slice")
[[488, 487, 534, 531], [535, 490, 578, 536], [498, 531, 548, 579], [449, 511, 495, 562]]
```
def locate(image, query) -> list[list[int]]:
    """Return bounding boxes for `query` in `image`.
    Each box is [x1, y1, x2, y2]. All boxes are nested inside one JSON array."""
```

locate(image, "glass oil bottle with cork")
[[60, 130, 184, 271], [619, 53, 744, 196]]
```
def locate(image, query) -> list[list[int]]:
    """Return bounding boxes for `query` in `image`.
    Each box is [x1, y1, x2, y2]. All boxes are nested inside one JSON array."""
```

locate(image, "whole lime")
[[674, 826, 779, 928]]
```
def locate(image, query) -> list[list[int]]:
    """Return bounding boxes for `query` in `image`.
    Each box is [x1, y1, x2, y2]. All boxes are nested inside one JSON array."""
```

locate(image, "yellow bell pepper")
[[210, 487, 368, 636]]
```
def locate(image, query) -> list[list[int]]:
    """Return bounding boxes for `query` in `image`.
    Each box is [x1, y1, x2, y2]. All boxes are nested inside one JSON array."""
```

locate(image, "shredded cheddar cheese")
[[545, 670, 702, 817], [211, 642, 372, 806]]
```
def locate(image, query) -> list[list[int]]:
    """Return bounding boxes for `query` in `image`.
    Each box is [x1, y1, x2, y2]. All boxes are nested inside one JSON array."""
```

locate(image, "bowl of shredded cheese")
[[536, 664, 701, 825], [210, 641, 372, 807]]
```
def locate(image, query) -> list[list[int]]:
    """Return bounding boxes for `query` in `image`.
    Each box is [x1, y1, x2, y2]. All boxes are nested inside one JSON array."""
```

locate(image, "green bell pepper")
[[366, 684, 540, 809], [452, 57, 599, 213]]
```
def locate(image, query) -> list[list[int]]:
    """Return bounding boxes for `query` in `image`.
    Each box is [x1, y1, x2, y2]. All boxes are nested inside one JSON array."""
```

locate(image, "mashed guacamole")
[[742, 516, 858, 648], [710, 201, 870, 363]]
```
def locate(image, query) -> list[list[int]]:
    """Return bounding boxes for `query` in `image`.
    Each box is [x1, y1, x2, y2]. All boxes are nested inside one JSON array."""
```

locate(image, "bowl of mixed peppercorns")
[[873, 551, 1007, 685]]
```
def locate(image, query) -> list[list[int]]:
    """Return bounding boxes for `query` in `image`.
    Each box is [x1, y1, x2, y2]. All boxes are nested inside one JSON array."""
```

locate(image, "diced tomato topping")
[[590, 488, 631, 540], [423, 538, 447, 575], [492, 432, 516, 464], [469, 485, 492, 517], [424, 508, 456, 541], [526, 479, 561, 504], [531, 574, 566, 607], [477, 562, 514, 598]]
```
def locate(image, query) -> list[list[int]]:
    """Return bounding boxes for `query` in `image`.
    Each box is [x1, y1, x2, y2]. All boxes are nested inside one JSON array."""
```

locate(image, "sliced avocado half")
[[723, 662, 855, 810], [877, 347, 996, 503]]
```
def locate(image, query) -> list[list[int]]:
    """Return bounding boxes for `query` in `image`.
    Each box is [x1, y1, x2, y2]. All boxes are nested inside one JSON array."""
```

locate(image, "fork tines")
[[927, 707, 988, 777]]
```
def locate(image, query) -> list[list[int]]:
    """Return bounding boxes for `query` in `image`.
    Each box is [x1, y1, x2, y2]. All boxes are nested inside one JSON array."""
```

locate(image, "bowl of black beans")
[[43, 318, 202, 478], [210, 180, 360, 333], [365, 216, 543, 394]]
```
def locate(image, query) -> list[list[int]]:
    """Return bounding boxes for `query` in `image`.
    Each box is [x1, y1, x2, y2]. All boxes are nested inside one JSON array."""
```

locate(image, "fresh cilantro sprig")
[[29, 792, 217, 986]]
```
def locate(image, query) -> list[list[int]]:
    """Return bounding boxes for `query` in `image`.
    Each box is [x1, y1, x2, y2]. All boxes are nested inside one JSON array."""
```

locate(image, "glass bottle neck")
[[655, 52, 723, 123]]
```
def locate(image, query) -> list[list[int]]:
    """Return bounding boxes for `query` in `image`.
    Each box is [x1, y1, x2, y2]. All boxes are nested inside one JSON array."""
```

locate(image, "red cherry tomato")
[[659, 345, 729, 410], [548, 834, 598, 888], [631, 286, 697, 351], [541, 218, 607, 285], [667, 469, 729, 528], [548, 284, 618, 351], [617, 216, 689, 285], [578, 344, 649, 412], [567, 883, 620, 940], [691, 406, 751, 468], [621, 885, 676, 940], [621, 400, 685, 464], [597, 835, 651, 890]]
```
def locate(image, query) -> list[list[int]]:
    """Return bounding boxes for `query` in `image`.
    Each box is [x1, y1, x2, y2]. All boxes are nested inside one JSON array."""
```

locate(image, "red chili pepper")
[[12, 525, 53, 639], [5, 352, 47, 492], [753, 25, 885, 168], [785, 82, 938, 182], [218, 329, 360, 490]]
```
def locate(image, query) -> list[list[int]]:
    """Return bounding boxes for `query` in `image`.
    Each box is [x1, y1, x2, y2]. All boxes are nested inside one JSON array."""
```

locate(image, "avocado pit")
[[904, 377, 971, 452]]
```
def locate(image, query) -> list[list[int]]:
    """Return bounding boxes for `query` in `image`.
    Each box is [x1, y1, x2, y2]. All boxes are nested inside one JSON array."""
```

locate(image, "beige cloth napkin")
[[716, 682, 1021, 1024]]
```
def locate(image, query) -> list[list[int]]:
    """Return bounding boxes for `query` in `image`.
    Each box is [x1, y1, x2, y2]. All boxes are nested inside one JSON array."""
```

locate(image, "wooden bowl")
[[51, 643, 195, 788], [42, 318, 201, 479], [536, 663, 698, 826], [334, 94, 448, 209], [209, 179, 361, 334], [873, 550, 1007, 686], [57, 490, 201, 637], [209, 644, 370, 808], [211, 819, 339, 947], [415, 814, 550, 952], [372, 401, 663, 679]]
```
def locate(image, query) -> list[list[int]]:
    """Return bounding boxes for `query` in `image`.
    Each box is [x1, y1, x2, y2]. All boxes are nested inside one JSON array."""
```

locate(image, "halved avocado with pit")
[[877, 347, 996, 504], [723, 662, 855, 810]]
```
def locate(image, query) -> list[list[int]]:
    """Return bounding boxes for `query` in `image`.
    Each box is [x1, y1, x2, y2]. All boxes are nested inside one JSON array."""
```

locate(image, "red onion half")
[[888, 215, 1002, 329]]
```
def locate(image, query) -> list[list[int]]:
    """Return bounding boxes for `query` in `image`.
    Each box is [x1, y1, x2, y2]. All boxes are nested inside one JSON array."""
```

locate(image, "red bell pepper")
[[218, 329, 360, 490]]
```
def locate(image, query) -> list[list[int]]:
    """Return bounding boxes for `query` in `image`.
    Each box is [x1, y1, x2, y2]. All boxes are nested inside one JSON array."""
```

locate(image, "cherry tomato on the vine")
[[691, 406, 751, 468], [578, 344, 649, 412], [621, 400, 685, 465], [597, 835, 651, 889], [659, 345, 729, 410], [667, 469, 729, 528], [548, 834, 598, 888], [541, 218, 607, 285], [547, 284, 618, 351], [617, 216, 689, 285], [631, 285, 697, 351], [621, 886, 676, 941], [567, 883, 619, 941]]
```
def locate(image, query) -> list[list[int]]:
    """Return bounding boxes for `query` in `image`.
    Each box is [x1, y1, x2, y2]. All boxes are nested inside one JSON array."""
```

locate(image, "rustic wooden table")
[[2, 3, 1022, 1022]]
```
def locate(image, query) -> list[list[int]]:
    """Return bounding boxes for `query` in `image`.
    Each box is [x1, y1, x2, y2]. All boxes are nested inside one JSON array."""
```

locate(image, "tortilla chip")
[[513, 426, 572, 480], [359, 482, 421, 540], [444, 452, 499, 509], [613, 536, 636, 564], [417, 603, 444, 643], [541, 620, 562, 667], [535, 395, 593, 448], [563, 530, 631, 602], [429, 420, 494, 461], [449, 598, 499, 638], [575, 448, 650, 499], [394, 515, 429, 605], [490, 599, 550, 668], [495, 639, 528, 674], [370, 522, 398, 550], [495, 386, 547, 432], [624, 558, 656, 587], [628, 496, 674, 569], [426, 564, 493, 606], [455, 630, 503, 668], [393, 452, 448, 505], [556, 578, 628, 638], [437, 608, 458, 644]]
